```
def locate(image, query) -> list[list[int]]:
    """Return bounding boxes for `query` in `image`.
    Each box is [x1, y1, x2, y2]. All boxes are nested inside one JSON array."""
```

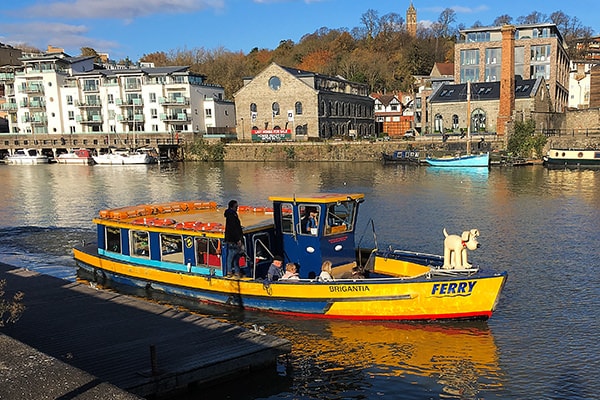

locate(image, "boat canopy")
[[268, 193, 365, 204]]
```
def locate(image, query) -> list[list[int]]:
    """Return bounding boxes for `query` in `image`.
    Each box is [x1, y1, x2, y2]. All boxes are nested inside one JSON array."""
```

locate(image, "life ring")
[[131, 217, 176, 227], [175, 221, 203, 230]]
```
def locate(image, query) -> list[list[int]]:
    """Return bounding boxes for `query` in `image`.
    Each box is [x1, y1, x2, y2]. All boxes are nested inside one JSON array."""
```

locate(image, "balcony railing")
[[160, 113, 191, 122], [159, 97, 189, 106]]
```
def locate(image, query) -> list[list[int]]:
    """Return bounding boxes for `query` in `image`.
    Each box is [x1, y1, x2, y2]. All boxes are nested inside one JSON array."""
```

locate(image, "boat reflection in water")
[[284, 319, 502, 398]]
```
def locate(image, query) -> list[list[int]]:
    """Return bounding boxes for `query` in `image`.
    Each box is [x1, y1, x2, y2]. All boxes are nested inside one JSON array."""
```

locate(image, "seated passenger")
[[281, 263, 300, 280], [318, 260, 334, 282]]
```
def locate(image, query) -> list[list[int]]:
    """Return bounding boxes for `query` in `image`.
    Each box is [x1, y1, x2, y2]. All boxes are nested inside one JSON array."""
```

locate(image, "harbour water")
[[0, 162, 598, 399]]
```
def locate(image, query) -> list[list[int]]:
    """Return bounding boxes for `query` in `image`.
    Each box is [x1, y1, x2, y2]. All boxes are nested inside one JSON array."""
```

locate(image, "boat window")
[[161, 233, 183, 263], [298, 204, 320, 235], [195, 237, 222, 269], [325, 201, 356, 235], [130, 230, 149, 258], [280, 203, 294, 234], [106, 226, 121, 253]]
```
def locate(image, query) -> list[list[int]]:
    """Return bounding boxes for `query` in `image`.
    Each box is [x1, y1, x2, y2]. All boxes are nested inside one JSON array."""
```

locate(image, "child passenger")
[[281, 263, 300, 280], [318, 260, 334, 282]]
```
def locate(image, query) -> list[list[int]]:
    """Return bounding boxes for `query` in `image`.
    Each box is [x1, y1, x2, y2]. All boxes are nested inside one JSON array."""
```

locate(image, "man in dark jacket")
[[224, 200, 244, 276]]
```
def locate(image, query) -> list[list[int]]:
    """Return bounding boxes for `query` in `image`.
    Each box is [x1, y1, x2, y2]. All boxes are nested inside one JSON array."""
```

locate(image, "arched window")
[[434, 114, 444, 133], [471, 109, 486, 132], [452, 114, 459, 129], [272, 102, 280, 116], [250, 103, 257, 112], [295, 101, 303, 115]]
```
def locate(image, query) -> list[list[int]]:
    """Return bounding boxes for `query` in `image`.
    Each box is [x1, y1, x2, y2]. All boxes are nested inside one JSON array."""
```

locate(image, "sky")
[[1, 0, 599, 62]]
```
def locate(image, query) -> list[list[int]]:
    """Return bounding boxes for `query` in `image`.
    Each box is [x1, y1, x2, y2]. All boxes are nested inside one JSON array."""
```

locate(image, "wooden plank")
[[0, 263, 291, 398]]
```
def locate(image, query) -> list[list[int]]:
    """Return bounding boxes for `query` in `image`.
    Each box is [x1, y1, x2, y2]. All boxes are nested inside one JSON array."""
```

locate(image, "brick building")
[[455, 23, 569, 113]]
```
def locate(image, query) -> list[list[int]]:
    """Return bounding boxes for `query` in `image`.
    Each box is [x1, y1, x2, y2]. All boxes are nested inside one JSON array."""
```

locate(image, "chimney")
[[497, 25, 515, 136]]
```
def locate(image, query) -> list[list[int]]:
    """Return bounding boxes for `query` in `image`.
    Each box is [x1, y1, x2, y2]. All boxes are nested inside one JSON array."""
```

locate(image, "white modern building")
[[2, 51, 234, 138]]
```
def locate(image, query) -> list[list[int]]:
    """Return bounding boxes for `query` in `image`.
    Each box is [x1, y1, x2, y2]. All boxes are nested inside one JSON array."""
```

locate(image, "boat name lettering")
[[328, 236, 348, 244], [329, 285, 370, 293], [431, 281, 476, 296]]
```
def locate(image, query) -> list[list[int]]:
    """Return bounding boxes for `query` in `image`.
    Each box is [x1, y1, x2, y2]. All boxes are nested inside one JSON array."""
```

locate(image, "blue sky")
[[1, 0, 598, 62]]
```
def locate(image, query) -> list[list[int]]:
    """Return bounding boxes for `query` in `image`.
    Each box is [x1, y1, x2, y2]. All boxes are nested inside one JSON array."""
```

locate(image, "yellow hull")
[[74, 247, 506, 321]]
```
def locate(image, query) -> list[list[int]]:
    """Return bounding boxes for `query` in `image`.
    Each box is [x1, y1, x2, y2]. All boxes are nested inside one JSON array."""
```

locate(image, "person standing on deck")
[[224, 200, 243, 276]]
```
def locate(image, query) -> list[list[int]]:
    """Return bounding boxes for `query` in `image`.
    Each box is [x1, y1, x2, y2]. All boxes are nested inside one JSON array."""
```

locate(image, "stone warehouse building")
[[428, 77, 552, 134], [234, 63, 374, 141]]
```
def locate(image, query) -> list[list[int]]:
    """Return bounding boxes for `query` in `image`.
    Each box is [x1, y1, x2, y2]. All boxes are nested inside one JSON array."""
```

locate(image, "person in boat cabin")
[[281, 263, 300, 280], [301, 206, 319, 234], [267, 255, 284, 281], [224, 200, 244, 276], [319, 260, 334, 282]]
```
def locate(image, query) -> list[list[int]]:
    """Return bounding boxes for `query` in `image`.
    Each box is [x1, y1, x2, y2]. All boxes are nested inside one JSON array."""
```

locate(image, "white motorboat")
[[93, 148, 157, 165], [5, 149, 49, 165], [56, 149, 95, 165]]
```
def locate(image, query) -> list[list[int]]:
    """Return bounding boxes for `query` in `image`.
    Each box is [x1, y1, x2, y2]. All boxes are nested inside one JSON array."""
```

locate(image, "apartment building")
[[1, 51, 234, 138], [455, 23, 570, 112]]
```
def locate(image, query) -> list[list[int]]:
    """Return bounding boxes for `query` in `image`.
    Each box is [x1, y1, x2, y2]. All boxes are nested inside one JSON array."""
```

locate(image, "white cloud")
[[20, 0, 224, 20]]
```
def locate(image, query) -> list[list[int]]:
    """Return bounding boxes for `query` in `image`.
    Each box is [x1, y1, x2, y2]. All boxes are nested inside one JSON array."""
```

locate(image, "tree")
[[507, 120, 547, 159], [436, 8, 457, 38], [360, 9, 380, 40], [493, 15, 513, 26], [80, 46, 101, 62], [139, 51, 170, 66], [516, 11, 548, 25]]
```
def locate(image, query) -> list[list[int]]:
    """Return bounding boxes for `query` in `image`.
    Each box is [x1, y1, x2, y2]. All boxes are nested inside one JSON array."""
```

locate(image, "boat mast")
[[466, 81, 472, 154]]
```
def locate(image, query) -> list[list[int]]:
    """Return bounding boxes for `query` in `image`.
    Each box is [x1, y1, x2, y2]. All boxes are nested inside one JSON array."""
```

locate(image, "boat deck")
[[0, 262, 291, 398]]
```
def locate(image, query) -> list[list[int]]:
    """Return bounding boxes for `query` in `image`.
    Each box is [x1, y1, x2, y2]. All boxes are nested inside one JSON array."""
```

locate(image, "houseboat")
[[73, 193, 507, 321], [543, 148, 600, 169]]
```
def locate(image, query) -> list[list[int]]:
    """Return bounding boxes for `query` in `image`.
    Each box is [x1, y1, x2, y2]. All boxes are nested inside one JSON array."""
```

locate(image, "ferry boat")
[[73, 193, 507, 321], [543, 148, 600, 169]]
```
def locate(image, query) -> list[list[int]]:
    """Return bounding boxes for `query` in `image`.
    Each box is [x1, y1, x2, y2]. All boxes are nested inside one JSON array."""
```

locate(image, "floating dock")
[[0, 263, 291, 399]]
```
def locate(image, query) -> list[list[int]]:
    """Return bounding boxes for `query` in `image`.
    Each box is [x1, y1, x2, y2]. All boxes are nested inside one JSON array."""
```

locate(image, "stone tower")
[[406, 2, 417, 37]]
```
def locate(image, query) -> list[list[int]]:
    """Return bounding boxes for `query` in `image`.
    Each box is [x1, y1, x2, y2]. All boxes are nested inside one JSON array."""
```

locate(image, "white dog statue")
[[442, 228, 480, 269]]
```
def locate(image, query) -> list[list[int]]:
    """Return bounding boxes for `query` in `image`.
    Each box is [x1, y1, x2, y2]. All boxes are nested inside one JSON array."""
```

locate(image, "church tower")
[[406, 2, 417, 37]]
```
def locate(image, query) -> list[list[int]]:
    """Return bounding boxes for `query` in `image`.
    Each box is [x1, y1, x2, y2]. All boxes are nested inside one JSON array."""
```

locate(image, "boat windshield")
[[325, 200, 357, 235]]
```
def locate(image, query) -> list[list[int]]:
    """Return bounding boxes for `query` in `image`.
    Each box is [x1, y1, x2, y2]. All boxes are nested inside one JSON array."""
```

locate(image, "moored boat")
[[56, 148, 95, 165], [382, 150, 420, 164], [543, 148, 600, 169], [425, 152, 490, 167], [5, 148, 49, 165], [73, 193, 507, 321], [93, 148, 157, 165]]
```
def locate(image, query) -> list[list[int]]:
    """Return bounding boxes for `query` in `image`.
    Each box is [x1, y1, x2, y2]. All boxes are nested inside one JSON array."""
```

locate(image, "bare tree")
[[493, 14, 513, 26], [360, 9, 380, 40], [516, 11, 549, 25]]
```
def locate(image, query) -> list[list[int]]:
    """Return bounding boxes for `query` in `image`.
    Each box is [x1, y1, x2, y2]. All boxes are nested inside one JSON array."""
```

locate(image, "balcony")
[[0, 103, 17, 112], [117, 114, 144, 122], [159, 96, 189, 106], [28, 100, 46, 109], [76, 114, 103, 124], [160, 113, 191, 122], [115, 98, 143, 107], [23, 84, 44, 94], [0, 73, 15, 81], [75, 100, 102, 108]]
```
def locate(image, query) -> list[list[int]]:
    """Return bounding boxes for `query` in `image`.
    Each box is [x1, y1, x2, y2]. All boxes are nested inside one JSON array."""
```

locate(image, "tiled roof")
[[429, 78, 539, 103]]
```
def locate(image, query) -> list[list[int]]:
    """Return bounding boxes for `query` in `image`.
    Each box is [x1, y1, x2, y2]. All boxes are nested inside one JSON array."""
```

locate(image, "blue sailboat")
[[426, 82, 490, 168]]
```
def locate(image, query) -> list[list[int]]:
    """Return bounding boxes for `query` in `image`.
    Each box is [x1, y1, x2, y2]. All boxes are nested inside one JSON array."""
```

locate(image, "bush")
[[0, 279, 25, 327], [188, 138, 226, 161], [507, 120, 547, 159]]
